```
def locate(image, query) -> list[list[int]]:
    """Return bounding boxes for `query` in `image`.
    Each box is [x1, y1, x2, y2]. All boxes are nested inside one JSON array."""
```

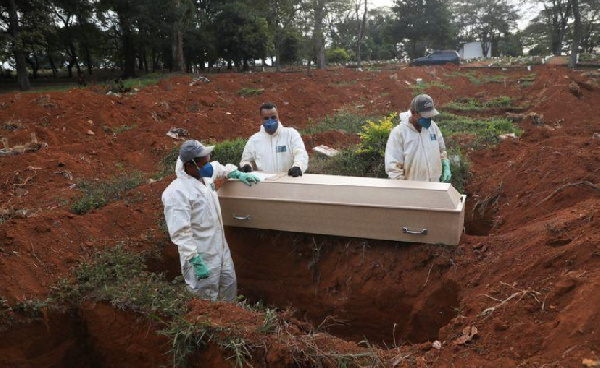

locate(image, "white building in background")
[[459, 41, 492, 60]]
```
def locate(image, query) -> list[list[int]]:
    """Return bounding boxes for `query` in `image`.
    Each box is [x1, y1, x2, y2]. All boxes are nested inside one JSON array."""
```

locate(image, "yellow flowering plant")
[[357, 112, 397, 156]]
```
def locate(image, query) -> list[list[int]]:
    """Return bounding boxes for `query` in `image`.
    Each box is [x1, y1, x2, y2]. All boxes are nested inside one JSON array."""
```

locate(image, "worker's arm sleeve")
[[211, 161, 238, 180], [290, 129, 309, 172], [385, 129, 405, 180], [438, 128, 448, 160], [163, 189, 199, 261], [239, 139, 255, 168]]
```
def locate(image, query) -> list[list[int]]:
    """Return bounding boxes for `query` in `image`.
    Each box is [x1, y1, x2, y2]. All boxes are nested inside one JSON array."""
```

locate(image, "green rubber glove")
[[190, 255, 209, 280], [441, 159, 452, 183], [227, 170, 260, 186]]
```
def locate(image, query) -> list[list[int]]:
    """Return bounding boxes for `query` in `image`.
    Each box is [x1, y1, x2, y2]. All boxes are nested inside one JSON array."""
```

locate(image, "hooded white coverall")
[[385, 110, 448, 182], [240, 123, 309, 173], [161, 158, 238, 301]]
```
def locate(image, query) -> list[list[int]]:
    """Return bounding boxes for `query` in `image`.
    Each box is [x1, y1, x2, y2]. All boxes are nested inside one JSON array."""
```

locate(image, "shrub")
[[326, 48, 351, 64], [71, 172, 145, 214], [210, 138, 248, 166], [237, 88, 264, 97], [357, 113, 396, 156]]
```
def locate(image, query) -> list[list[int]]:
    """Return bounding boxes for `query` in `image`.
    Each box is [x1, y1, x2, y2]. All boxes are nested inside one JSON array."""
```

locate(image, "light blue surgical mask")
[[263, 119, 278, 134], [418, 117, 432, 129], [198, 162, 213, 178]]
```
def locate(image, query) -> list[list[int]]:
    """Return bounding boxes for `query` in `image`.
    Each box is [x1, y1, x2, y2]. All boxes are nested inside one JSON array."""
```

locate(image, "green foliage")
[[71, 172, 145, 214], [51, 244, 193, 315], [393, 0, 456, 59], [326, 47, 351, 63], [436, 112, 523, 149], [0, 298, 14, 329], [160, 317, 211, 368], [410, 80, 451, 95], [444, 96, 518, 111], [302, 109, 379, 135], [357, 113, 397, 156], [210, 138, 248, 166], [445, 148, 470, 194], [236, 87, 265, 97], [213, 2, 271, 69], [279, 31, 302, 64], [308, 149, 387, 178], [307, 114, 396, 179], [155, 146, 180, 180], [112, 124, 137, 134]]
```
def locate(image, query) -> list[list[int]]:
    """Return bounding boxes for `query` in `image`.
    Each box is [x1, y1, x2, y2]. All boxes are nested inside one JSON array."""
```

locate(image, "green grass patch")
[[121, 73, 170, 89], [48, 245, 281, 368], [444, 96, 522, 111], [112, 124, 137, 134], [236, 87, 265, 97], [307, 149, 386, 178], [71, 172, 145, 214], [410, 80, 451, 96], [436, 112, 523, 149], [519, 73, 536, 82], [302, 109, 382, 135], [445, 71, 482, 85], [210, 138, 248, 166]]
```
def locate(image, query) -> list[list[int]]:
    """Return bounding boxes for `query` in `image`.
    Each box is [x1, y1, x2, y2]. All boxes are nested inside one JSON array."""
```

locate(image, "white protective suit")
[[161, 158, 238, 301], [385, 110, 448, 182], [240, 123, 309, 173]]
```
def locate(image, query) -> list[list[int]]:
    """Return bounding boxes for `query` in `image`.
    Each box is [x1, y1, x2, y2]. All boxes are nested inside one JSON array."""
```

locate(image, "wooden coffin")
[[218, 173, 466, 245]]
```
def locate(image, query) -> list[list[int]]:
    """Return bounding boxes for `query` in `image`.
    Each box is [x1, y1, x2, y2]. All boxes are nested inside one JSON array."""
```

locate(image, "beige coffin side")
[[218, 174, 466, 245]]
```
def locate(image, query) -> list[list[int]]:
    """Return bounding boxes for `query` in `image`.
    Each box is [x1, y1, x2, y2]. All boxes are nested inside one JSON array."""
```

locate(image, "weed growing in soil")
[[210, 138, 248, 166], [0, 298, 14, 329], [112, 124, 137, 134], [445, 96, 511, 111], [302, 109, 381, 134], [237, 87, 265, 97], [71, 172, 145, 214], [410, 81, 451, 96], [436, 112, 523, 148]]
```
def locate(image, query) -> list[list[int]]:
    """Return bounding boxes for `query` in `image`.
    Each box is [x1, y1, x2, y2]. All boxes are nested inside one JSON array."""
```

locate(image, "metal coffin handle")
[[233, 214, 251, 221], [402, 227, 428, 235]]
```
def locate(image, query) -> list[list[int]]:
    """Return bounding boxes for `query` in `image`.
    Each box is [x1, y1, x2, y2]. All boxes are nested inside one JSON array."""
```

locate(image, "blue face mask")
[[263, 119, 278, 134], [198, 162, 213, 178], [418, 117, 432, 129]]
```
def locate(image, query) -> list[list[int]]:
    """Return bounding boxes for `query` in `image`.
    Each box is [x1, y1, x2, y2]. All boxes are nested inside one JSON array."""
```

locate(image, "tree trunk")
[[173, 30, 185, 72], [569, 0, 581, 68], [26, 54, 39, 79], [69, 42, 82, 77], [357, 0, 367, 70], [83, 44, 93, 75], [47, 47, 58, 78], [120, 16, 136, 78], [8, 0, 30, 90], [313, 0, 326, 70]]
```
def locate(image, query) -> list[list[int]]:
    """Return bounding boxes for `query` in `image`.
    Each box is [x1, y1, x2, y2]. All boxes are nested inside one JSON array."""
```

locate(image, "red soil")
[[1, 65, 599, 367]]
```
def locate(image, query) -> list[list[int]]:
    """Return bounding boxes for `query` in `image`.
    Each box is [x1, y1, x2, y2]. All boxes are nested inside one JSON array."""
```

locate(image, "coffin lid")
[[218, 173, 464, 212]]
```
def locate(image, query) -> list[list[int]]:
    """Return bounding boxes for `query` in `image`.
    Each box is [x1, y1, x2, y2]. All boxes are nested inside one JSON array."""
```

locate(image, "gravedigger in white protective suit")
[[239, 102, 308, 177], [385, 94, 452, 182], [162, 140, 260, 301]]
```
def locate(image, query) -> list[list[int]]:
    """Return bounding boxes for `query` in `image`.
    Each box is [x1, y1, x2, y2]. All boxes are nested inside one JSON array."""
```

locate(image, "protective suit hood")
[[175, 157, 187, 178]]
